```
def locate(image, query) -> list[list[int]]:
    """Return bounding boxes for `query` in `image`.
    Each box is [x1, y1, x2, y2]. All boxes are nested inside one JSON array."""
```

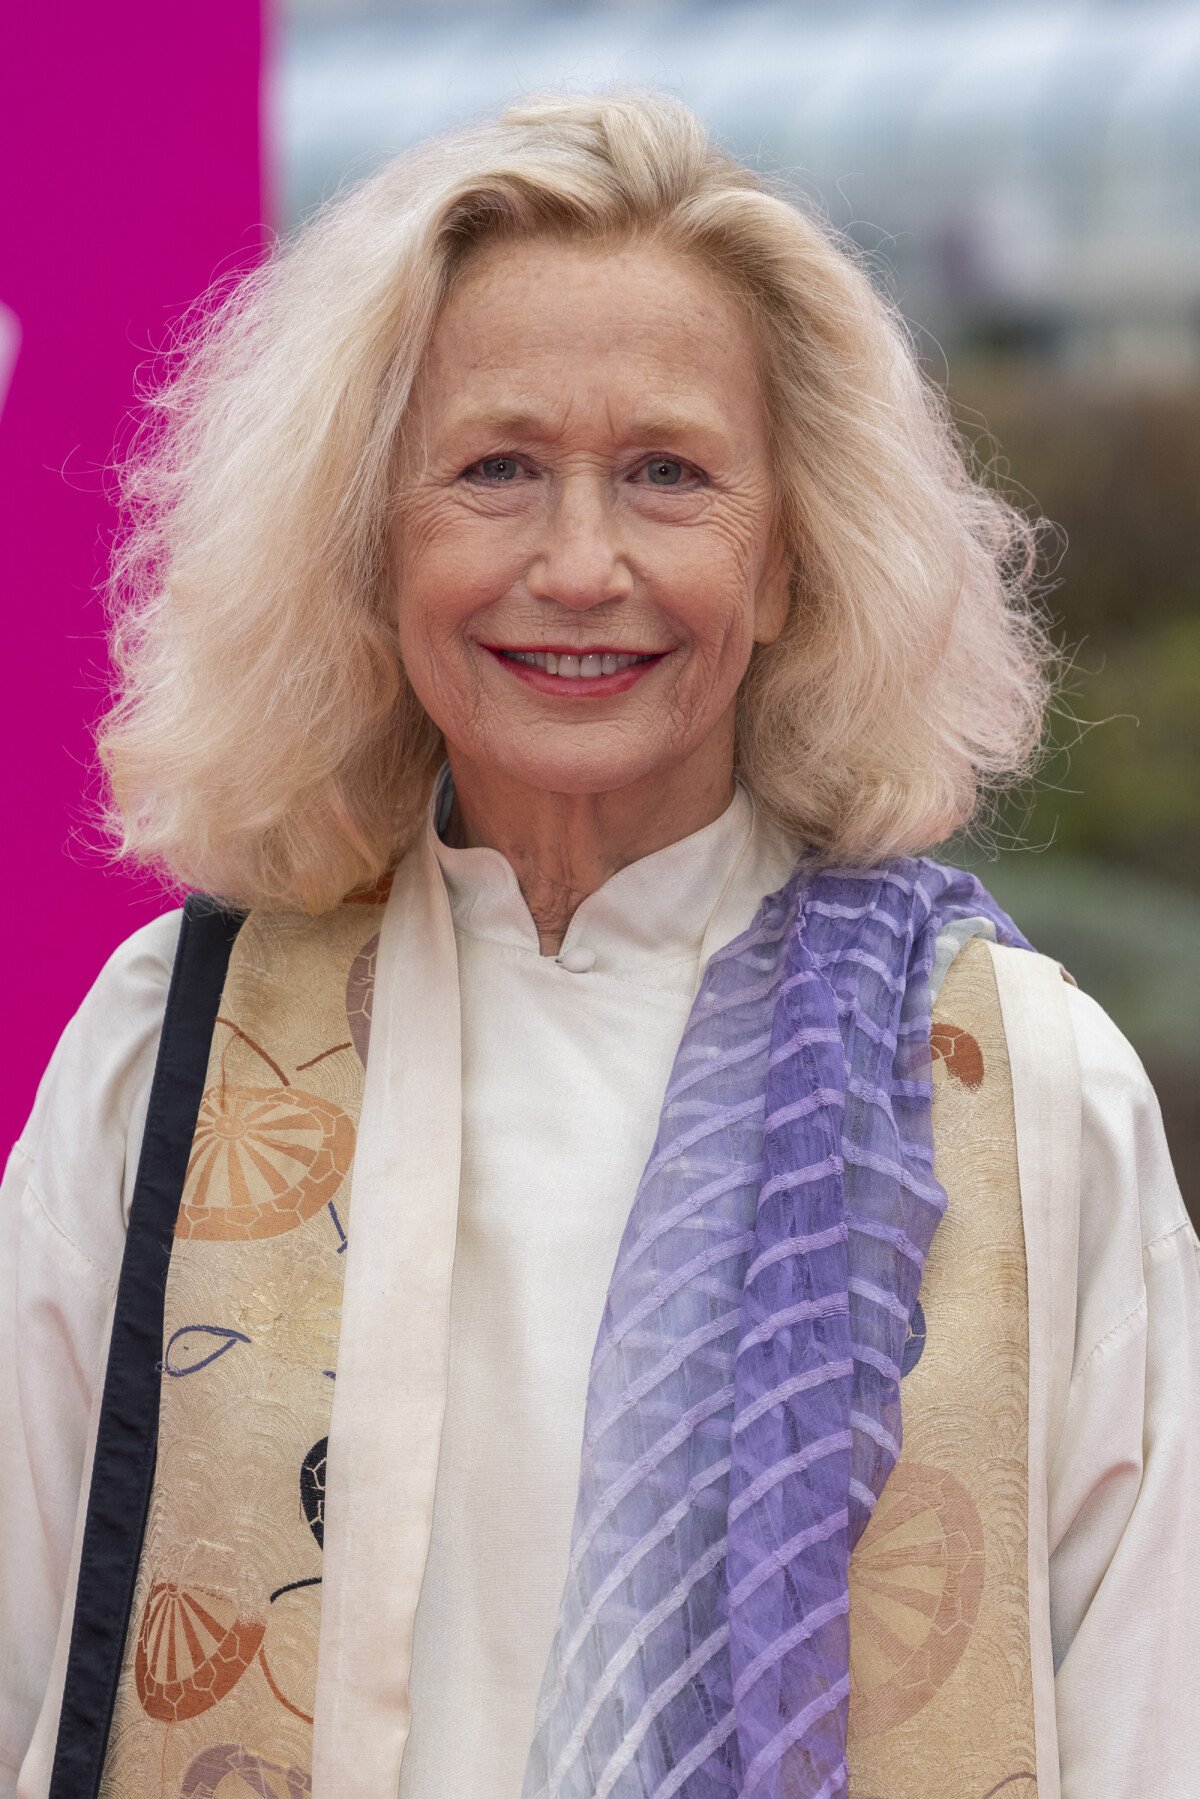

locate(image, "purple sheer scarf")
[[521, 857, 1032, 1799]]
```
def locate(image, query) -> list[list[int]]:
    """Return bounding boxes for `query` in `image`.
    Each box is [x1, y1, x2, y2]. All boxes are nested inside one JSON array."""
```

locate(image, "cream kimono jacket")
[[2, 785, 1198, 1797]]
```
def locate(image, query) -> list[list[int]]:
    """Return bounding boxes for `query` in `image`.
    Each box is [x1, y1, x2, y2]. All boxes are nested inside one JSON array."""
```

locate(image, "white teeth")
[[501, 650, 652, 678]]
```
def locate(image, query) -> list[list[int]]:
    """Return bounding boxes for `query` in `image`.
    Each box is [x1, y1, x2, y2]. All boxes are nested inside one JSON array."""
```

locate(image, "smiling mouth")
[[489, 648, 664, 680]]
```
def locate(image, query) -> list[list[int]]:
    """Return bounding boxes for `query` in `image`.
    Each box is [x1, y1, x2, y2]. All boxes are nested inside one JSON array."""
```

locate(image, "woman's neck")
[[442, 753, 738, 956]]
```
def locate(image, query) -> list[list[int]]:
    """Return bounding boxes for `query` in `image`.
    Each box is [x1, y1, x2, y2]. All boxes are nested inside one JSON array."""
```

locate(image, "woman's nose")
[[525, 475, 634, 610]]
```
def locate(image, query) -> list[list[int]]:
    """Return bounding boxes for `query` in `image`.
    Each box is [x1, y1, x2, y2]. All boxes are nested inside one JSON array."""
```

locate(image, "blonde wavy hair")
[[95, 87, 1055, 915]]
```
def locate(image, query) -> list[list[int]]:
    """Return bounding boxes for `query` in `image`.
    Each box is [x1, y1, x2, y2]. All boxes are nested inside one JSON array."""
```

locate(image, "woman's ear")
[[753, 534, 793, 646]]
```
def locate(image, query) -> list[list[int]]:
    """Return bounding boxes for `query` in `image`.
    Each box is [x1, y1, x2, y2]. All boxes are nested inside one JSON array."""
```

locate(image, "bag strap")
[[50, 893, 247, 1799]]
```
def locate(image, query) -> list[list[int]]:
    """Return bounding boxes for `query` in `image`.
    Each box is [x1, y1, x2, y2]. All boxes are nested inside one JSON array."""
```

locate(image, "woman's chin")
[[461, 738, 681, 802]]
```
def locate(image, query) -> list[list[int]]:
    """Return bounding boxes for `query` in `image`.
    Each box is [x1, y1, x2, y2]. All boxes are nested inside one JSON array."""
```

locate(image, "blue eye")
[[643, 458, 685, 486], [474, 456, 520, 482]]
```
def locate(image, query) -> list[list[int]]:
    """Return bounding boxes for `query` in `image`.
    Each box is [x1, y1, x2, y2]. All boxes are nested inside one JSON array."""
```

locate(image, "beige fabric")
[[312, 830, 466, 1795], [87, 854, 1038, 1799], [990, 940, 1082, 1799], [3, 808, 1198, 1797], [101, 861, 1042, 1797], [847, 936, 1038, 1797], [100, 900, 389, 1798]]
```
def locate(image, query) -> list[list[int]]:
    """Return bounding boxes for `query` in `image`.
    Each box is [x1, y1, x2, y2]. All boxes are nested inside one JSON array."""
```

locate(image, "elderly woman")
[[1, 90, 1195, 1799]]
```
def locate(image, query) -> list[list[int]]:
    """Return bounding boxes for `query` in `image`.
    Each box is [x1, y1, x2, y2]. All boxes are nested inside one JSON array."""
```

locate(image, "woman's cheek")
[[400, 560, 476, 659], [672, 578, 754, 670]]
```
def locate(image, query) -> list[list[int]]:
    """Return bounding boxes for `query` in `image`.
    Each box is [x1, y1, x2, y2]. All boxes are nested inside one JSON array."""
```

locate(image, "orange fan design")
[[135, 1582, 265, 1722], [177, 1084, 355, 1241], [850, 1462, 985, 1736], [929, 1023, 984, 1089], [343, 868, 394, 906]]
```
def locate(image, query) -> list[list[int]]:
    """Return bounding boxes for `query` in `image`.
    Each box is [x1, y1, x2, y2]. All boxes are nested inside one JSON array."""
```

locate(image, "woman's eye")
[[468, 456, 522, 482], [639, 458, 694, 487]]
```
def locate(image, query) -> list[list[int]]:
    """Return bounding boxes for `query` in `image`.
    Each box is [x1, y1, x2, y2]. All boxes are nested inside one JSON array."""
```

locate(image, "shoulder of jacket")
[[14, 906, 186, 1167]]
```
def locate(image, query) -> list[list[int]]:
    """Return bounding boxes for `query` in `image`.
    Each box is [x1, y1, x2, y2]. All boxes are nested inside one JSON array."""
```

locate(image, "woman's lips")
[[482, 645, 667, 697]]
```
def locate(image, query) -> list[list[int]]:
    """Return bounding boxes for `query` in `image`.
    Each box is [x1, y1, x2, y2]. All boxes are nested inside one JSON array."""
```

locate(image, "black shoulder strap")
[[50, 892, 247, 1799]]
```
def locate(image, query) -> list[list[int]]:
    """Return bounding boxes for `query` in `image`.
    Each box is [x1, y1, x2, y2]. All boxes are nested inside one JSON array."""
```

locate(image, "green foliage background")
[[941, 361, 1199, 1212]]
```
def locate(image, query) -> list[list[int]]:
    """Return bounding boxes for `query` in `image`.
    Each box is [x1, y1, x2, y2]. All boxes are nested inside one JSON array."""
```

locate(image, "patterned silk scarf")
[[522, 858, 1031, 1799]]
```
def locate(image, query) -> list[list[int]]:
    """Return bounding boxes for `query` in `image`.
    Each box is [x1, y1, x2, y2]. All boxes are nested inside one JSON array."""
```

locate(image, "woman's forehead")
[[433, 236, 749, 348], [411, 238, 765, 444]]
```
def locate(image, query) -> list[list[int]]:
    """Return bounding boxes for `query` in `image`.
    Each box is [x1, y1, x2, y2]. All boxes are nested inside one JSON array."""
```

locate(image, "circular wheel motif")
[[177, 1085, 355, 1241], [345, 931, 379, 1066], [181, 1742, 312, 1798], [849, 1462, 985, 1736], [258, 1578, 323, 1725], [134, 1582, 264, 1721]]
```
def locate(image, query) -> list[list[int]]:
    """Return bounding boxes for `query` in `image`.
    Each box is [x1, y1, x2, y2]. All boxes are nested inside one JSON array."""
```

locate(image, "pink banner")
[[0, 4, 267, 1152]]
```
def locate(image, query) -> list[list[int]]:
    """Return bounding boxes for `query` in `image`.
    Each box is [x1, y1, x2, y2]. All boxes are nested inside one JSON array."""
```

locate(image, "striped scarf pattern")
[[522, 858, 1030, 1799]]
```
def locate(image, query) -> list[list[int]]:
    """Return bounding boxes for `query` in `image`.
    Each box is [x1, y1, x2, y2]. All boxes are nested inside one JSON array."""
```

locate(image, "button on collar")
[[557, 946, 596, 974]]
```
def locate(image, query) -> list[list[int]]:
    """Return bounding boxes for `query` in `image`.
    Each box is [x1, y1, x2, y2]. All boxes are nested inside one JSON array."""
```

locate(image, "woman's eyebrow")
[[624, 410, 726, 446], [444, 406, 548, 441]]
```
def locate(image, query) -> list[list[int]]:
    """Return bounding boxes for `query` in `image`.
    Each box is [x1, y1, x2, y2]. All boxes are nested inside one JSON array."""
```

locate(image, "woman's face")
[[393, 236, 790, 805]]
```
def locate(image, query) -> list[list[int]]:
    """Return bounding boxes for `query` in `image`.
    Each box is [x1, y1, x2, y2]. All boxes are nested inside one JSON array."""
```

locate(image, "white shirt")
[[402, 781, 802, 1795], [1, 787, 1197, 1798]]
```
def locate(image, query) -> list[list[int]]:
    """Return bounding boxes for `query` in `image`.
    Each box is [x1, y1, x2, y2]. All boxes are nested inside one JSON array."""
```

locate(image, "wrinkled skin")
[[392, 235, 790, 948]]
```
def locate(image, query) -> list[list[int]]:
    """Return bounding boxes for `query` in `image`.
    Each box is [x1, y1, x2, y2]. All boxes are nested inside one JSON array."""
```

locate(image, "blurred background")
[[3, 0, 1197, 1207]]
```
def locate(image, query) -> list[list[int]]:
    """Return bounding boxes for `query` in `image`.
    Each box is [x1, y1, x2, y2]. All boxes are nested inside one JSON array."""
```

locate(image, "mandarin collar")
[[427, 767, 760, 980]]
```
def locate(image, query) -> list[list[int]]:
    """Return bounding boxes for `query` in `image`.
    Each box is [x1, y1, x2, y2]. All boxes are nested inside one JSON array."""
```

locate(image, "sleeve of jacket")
[[1048, 984, 1200, 1799], [0, 910, 181, 1797]]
